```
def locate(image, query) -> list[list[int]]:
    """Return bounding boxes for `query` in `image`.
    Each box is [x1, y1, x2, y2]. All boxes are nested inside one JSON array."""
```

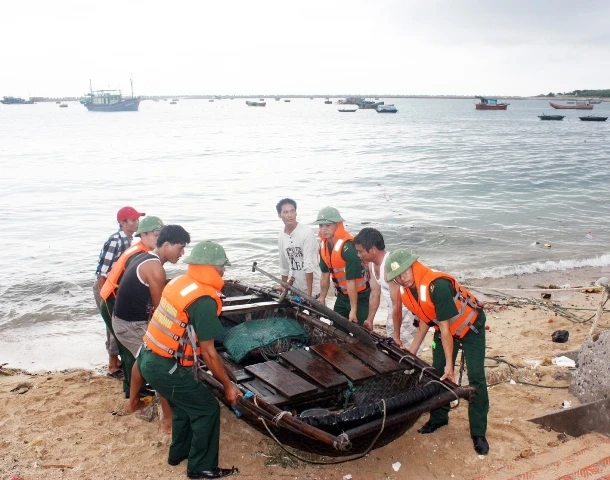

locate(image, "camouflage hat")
[[312, 206, 345, 225], [135, 216, 164, 237], [183, 241, 231, 266], [385, 249, 419, 281]]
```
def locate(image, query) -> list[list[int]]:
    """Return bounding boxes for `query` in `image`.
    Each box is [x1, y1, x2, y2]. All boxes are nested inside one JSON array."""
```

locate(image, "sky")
[[1, 0, 609, 97]]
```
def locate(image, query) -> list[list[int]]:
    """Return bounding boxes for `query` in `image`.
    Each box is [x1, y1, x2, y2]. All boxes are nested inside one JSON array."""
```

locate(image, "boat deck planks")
[[343, 342, 403, 374], [311, 343, 376, 382], [280, 349, 348, 389], [245, 361, 318, 399], [241, 378, 288, 406]]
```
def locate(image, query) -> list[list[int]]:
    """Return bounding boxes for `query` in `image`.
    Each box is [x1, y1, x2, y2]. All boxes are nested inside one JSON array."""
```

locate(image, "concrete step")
[[473, 432, 610, 480]]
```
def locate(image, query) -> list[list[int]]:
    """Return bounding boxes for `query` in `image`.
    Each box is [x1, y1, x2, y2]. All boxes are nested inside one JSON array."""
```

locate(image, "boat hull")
[[84, 98, 140, 112], [475, 104, 508, 110], [579, 117, 608, 122], [549, 102, 593, 110], [539, 115, 564, 120]]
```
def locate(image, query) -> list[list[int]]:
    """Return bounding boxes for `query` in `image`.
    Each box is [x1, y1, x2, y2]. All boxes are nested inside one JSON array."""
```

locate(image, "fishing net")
[[223, 316, 308, 363]]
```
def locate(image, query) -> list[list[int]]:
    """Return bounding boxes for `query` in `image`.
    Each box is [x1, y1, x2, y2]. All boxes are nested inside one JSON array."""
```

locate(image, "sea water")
[[1, 98, 609, 369]]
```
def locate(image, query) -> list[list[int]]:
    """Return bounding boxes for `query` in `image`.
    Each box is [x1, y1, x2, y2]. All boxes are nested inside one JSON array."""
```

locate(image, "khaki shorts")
[[112, 315, 148, 357]]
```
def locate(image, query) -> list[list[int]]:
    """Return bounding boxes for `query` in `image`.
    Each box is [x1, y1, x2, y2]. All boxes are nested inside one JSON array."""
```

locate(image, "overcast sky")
[[1, 0, 608, 97]]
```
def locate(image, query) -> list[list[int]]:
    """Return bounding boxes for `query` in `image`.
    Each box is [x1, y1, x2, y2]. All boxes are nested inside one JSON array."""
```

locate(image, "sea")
[[1, 97, 609, 371]]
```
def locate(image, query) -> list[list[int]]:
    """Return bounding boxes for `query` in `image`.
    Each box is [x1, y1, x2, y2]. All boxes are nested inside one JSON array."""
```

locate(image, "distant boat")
[[55, 101, 61, 104], [275, 97, 281, 101], [209, 99, 214, 102], [59, 103, 68, 108], [284, 99, 291, 102], [324, 99, 332, 104], [538, 114, 564, 121], [1, 96, 35, 105], [475, 96, 508, 110], [549, 101, 593, 110], [170, 101, 177, 105], [259, 98, 265, 101], [80, 79, 140, 112], [246, 101, 266, 107], [338, 108, 357, 113], [376, 104, 398, 113], [588, 99, 602, 104], [579, 115, 608, 122], [172, 98, 179, 102]]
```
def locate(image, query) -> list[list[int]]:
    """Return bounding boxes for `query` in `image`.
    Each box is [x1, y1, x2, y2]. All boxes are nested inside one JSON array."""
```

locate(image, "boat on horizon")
[[588, 99, 602, 104], [59, 103, 68, 108], [549, 101, 593, 110], [338, 107, 357, 112], [475, 96, 508, 110], [80, 79, 140, 112], [538, 114, 564, 121], [1, 96, 35, 105], [376, 104, 398, 113], [246, 100, 266, 107], [579, 115, 607, 122]]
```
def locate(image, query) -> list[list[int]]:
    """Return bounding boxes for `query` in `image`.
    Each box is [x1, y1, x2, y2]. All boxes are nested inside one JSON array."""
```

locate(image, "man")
[[113, 224, 190, 431], [385, 250, 490, 455], [94, 206, 145, 377], [139, 241, 240, 479], [313, 206, 370, 325], [276, 198, 320, 296], [353, 228, 420, 350], [99, 215, 164, 397]]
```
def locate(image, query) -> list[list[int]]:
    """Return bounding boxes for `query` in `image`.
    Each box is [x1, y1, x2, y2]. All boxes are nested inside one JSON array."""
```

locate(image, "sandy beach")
[[2, 266, 609, 480]]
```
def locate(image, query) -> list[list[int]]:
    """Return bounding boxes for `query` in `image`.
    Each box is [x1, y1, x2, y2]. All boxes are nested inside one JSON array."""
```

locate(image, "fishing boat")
[[579, 115, 608, 122], [475, 96, 508, 110], [246, 101, 266, 107], [80, 79, 140, 112], [169, 101, 177, 105], [538, 114, 564, 121], [197, 264, 474, 455], [338, 108, 357, 112], [376, 104, 398, 113], [588, 99, 602, 104], [284, 99, 291, 102], [324, 99, 332, 104], [1, 96, 35, 104], [549, 101, 593, 110], [59, 103, 68, 108]]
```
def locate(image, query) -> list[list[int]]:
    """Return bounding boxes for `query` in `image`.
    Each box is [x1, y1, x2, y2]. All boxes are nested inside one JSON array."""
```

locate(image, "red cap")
[[116, 206, 145, 222]]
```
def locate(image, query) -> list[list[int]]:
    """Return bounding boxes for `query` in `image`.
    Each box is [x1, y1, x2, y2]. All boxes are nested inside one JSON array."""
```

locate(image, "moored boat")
[[338, 108, 357, 112], [284, 99, 291, 102], [324, 99, 332, 104], [538, 114, 564, 121], [59, 103, 68, 108], [579, 115, 608, 122], [246, 101, 266, 107], [1, 96, 35, 105], [376, 104, 398, 113], [196, 269, 474, 455], [549, 101, 593, 110], [80, 79, 140, 112], [475, 96, 508, 110]]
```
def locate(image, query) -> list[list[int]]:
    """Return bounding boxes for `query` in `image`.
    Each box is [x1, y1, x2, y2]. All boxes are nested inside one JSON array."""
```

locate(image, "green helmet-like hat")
[[183, 241, 231, 266], [312, 206, 345, 225], [385, 249, 419, 281], [135, 216, 164, 237]]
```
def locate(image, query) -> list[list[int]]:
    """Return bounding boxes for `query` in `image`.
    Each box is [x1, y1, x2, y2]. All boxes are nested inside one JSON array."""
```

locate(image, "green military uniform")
[[138, 296, 225, 472], [319, 241, 370, 325], [419, 278, 489, 437]]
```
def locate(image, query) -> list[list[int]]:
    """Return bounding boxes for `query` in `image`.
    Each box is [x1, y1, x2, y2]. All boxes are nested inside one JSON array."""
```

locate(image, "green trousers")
[[100, 297, 135, 396], [429, 310, 489, 437], [138, 349, 220, 472], [333, 289, 370, 326]]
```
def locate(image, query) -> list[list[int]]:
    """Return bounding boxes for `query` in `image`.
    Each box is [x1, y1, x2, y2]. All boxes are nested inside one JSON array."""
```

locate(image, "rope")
[[467, 285, 601, 293], [419, 366, 434, 382], [257, 399, 387, 465], [272, 411, 291, 427], [488, 379, 569, 389]]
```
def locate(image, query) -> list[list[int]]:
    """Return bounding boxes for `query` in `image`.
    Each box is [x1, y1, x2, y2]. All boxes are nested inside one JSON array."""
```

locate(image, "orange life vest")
[[143, 264, 224, 368], [100, 242, 150, 301], [399, 261, 482, 339], [319, 222, 368, 295]]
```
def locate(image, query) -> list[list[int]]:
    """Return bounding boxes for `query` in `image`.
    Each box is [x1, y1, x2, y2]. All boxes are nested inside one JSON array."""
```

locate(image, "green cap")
[[135, 216, 164, 237], [312, 206, 345, 225], [385, 249, 419, 281], [183, 241, 231, 266]]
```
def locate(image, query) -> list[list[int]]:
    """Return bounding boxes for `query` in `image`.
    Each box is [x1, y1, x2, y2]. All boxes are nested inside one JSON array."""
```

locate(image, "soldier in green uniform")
[[386, 250, 490, 455], [138, 241, 240, 479], [313, 206, 370, 326]]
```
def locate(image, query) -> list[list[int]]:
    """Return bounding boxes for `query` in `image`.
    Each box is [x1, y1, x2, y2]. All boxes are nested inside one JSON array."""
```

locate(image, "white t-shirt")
[[370, 251, 419, 347], [278, 223, 321, 296]]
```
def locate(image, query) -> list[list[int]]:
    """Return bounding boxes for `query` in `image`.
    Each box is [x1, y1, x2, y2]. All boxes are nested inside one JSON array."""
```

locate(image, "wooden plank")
[[219, 353, 253, 382], [280, 349, 347, 389], [310, 343, 375, 382], [245, 361, 318, 399], [241, 379, 288, 406], [221, 301, 279, 315], [343, 342, 402, 374], [222, 294, 265, 305]]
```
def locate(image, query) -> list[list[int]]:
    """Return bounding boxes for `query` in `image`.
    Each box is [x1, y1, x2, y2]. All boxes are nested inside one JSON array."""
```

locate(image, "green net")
[[223, 317, 309, 363]]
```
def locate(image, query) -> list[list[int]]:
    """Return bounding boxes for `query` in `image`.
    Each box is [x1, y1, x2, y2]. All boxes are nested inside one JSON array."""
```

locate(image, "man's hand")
[[393, 336, 404, 349], [273, 285, 284, 292], [318, 296, 326, 305], [440, 365, 455, 383], [224, 383, 242, 406], [348, 309, 358, 323], [363, 318, 373, 331]]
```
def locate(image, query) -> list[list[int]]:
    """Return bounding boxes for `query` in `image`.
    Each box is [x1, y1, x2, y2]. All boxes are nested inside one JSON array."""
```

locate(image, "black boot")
[[417, 419, 448, 434], [472, 436, 489, 455], [187, 466, 239, 479]]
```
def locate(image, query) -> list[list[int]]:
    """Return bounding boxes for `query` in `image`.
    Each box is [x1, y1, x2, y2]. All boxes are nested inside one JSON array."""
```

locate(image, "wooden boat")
[[376, 104, 398, 113], [80, 79, 140, 112], [169, 101, 177, 105], [284, 99, 291, 102], [246, 101, 266, 107], [579, 115, 608, 122], [338, 108, 357, 112], [1, 96, 35, 105], [549, 101, 593, 110], [538, 114, 564, 121], [475, 96, 508, 110], [198, 273, 474, 456], [324, 99, 332, 104], [59, 103, 68, 108]]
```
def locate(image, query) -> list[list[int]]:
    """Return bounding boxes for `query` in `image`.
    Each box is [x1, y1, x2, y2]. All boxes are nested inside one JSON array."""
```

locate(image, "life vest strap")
[[157, 304, 187, 328], [144, 331, 176, 356], [149, 317, 181, 341]]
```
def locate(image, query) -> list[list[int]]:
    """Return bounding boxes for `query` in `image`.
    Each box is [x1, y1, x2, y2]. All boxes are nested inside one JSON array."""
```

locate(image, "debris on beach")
[[551, 330, 569, 343]]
